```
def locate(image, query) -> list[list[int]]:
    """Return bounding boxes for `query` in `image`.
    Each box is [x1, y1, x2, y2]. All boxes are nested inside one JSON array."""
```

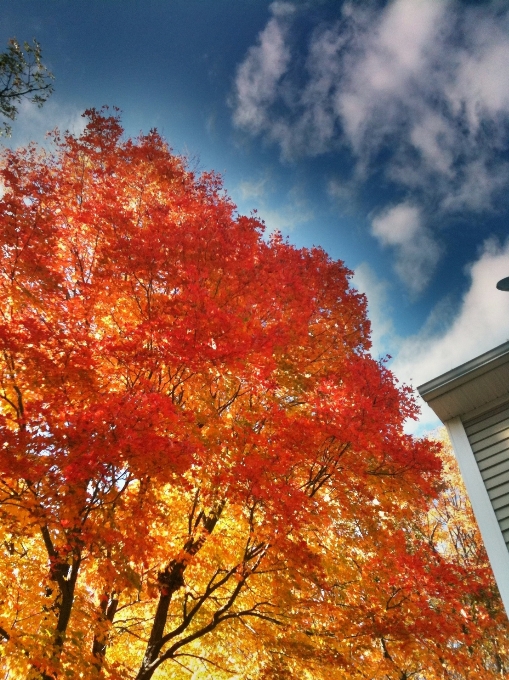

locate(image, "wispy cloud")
[[391, 239, 509, 430], [255, 201, 313, 234], [232, 174, 313, 235], [231, 0, 509, 280], [353, 241, 509, 432], [232, 2, 294, 136], [2, 98, 85, 150], [352, 262, 396, 360], [237, 174, 271, 201], [371, 203, 441, 295], [326, 176, 359, 214]]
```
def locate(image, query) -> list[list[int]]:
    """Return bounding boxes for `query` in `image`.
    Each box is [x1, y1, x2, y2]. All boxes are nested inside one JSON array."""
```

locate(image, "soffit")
[[417, 341, 509, 422]]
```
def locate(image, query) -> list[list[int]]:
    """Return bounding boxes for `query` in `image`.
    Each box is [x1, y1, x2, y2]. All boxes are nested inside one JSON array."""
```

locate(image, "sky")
[[2, 0, 509, 433]]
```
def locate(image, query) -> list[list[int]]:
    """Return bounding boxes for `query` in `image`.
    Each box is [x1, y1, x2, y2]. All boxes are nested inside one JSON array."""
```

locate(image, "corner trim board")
[[446, 416, 509, 616]]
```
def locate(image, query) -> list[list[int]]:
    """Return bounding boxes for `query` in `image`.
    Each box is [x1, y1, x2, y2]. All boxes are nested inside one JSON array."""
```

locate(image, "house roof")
[[417, 340, 509, 422]]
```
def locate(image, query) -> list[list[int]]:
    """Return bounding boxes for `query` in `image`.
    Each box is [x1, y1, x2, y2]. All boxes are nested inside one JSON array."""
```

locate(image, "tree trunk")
[[134, 557, 188, 680], [134, 503, 224, 680], [38, 525, 82, 679]]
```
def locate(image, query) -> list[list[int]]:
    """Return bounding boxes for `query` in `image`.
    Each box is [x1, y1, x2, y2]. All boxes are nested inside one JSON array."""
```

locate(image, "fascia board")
[[418, 340, 509, 401], [418, 341, 509, 421]]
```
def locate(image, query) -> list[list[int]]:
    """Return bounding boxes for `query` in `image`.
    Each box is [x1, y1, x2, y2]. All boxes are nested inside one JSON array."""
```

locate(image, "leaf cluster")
[[0, 38, 54, 136]]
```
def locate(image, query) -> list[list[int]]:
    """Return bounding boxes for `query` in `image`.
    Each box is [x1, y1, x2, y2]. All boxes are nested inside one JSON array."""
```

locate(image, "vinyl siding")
[[464, 402, 509, 550]]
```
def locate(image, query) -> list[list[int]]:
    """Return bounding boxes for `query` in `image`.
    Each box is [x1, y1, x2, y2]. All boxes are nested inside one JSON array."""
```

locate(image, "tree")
[[0, 109, 507, 679], [417, 430, 509, 677], [0, 38, 54, 136]]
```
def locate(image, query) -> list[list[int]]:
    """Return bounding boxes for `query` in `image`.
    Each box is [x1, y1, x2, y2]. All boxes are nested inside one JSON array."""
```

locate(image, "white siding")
[[418, 343, 509, 619], [463, 403, 509, 550], [446, 417, 509, 616]]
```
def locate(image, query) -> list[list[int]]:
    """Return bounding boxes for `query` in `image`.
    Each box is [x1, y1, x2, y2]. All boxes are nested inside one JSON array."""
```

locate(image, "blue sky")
[[3, 0, 509, 431]]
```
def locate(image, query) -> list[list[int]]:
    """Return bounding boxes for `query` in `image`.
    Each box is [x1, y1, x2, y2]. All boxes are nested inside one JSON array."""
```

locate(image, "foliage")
[[0, 38, 54, 136], [0, 110, 507, 679], [418, 430, 509, 677]]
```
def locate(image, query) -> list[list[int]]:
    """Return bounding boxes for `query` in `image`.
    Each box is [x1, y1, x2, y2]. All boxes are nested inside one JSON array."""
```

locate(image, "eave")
[[417, 340, 509, 422]]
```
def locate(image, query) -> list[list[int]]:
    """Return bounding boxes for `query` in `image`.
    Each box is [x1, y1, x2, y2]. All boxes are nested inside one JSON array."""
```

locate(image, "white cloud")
[[409, 112, 455, 178], [232, 2, 293, 135], [2, 98, 85, 150], [353, 240, 509, 433], [448, 16, 509, 131], [391, 238, 509, 431], [337, 0, 446, 152], [372, 203, 421, 245], [371, 203, 441, 294], [238, 175, 271, 201], [231, 0, 509, 211]]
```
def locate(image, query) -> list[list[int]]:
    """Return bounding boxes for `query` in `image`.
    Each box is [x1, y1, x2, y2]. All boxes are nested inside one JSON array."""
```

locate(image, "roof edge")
[[418, 340, 509, 401]]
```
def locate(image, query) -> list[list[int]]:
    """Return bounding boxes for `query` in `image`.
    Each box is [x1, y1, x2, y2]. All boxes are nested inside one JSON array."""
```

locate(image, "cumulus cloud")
[[371, 203, 441, 294], [231, 0, 509, 211], [391, 239, 509, 431]]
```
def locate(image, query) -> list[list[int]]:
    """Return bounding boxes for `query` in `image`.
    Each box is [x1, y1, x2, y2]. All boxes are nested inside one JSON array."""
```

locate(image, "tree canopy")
[[0, 109, 507, 679], [0, 38, 54, 136]]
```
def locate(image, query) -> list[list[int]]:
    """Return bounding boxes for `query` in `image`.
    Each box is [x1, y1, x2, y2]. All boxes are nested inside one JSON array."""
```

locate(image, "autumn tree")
[[0, 109, 506, 680], [0, 38, 54, 136], [414, 430, 509, 677]]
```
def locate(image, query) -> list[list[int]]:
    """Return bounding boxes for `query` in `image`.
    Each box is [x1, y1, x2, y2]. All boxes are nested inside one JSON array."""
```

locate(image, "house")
[[418, 340, 509, 614]]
